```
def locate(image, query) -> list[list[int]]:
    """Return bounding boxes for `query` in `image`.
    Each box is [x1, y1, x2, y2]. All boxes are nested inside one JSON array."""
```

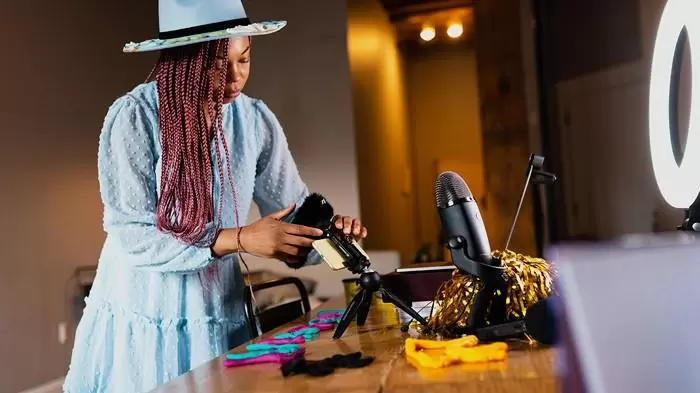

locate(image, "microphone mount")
[[437, 181, 509, 332], [444, 154, 558, 337], [505, 154, 557, 251], [444, 230, 508, 331], [677, 193, 700, 232]]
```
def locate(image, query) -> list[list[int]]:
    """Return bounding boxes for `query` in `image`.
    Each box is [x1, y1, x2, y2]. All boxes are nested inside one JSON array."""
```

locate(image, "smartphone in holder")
[[312, 237, 370, 272], [312, 238, 347, 271], [289, 193, 371, 273]]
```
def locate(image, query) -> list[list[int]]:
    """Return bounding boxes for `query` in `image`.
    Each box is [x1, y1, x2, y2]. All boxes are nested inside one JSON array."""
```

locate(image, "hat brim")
[[123, 20, 286, 53]]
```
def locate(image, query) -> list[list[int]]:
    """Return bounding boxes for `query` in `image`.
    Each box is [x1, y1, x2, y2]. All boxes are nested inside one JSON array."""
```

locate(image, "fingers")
[[283, 233, 316, 248], [360, 226, 368, 239], [334, 216, 352, 234], [352, 219, 362, 237], [268, 203, 296, 220], [334, 215, 367, 238], [285, 223, 324, 238]]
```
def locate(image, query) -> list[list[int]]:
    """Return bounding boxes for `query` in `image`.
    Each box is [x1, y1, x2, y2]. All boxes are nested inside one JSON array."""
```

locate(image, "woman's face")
[[215, 37, 251, 104]]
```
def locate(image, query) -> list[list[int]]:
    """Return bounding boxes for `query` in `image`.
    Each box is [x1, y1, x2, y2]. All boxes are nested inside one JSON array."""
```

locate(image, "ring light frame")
[[649, 0, 700, 211]]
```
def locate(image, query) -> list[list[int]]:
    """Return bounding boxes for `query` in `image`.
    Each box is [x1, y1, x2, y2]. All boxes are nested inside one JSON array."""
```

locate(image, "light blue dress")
[[63, 81, 319, 393]]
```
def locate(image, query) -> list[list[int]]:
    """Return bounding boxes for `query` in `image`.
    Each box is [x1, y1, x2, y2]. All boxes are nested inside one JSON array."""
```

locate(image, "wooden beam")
[[472, 0, 538, 256], [380, 0, 473, 22]]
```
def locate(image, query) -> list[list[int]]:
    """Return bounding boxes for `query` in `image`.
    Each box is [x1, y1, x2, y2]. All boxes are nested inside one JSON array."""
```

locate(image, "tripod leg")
[[379, 288, 428, 325], [333, 289, 364, 339], [356, 290, 372, 326]]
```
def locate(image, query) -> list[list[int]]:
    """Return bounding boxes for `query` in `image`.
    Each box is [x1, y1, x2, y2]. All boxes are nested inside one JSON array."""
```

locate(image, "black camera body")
[[290, 193, 370, 275]]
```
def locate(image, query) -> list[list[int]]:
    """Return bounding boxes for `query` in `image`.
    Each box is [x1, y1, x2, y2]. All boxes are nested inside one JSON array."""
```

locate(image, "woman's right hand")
[[236, 204, 324, 265]]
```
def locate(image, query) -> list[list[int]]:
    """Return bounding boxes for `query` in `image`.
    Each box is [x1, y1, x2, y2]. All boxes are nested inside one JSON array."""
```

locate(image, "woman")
[[63, 11, 366, 393]]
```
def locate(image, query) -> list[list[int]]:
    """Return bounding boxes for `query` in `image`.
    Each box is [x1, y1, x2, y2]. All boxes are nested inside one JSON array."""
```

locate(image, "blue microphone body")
[[435, 171, 507, 331], [435, 172, 495, 269], [438, 197, 492, 265]]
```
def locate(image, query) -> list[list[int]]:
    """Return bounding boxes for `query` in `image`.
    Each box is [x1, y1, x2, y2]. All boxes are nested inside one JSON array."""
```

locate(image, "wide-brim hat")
[[123, 0, 286, 53]]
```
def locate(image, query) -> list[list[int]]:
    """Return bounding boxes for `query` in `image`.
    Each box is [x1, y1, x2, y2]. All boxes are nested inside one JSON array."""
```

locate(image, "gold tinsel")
[[423, 249, 556, 337]]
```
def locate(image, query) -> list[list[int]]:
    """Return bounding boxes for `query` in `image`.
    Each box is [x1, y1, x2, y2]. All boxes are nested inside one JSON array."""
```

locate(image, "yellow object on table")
[[405, 336, 508, 369], [342, 278, 399, 324]]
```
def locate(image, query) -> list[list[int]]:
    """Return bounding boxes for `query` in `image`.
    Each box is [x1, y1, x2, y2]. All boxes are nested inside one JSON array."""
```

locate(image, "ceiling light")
[[447, 23, 463, 38], [420, 26, 436, 42]]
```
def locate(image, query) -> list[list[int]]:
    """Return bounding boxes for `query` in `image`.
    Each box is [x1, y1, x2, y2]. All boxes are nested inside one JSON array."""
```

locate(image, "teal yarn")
[[273, 329, 319, 340], [226, 343, 302, 360], [246, 343, 301, 353]]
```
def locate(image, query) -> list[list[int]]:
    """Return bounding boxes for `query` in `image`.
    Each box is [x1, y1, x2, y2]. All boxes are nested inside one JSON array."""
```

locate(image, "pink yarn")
[[287, 325, 312, 333], [309, 323, 335, 331], [316, 313, 343, 319]]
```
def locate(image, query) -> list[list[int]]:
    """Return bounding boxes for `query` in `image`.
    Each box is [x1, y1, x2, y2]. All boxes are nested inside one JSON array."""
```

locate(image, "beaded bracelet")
[[236, 226, 245, 253]]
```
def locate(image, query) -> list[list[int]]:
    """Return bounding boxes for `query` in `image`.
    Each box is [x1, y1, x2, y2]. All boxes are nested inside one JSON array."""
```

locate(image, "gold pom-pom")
[[423, 249, 556, 337]]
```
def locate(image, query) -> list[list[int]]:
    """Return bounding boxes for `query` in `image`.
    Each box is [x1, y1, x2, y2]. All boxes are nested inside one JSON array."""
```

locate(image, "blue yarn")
[[226, 344, 302, 360]]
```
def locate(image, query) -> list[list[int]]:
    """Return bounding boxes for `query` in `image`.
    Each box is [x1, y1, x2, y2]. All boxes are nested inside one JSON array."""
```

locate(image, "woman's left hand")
[[333, 215, 368, 241]]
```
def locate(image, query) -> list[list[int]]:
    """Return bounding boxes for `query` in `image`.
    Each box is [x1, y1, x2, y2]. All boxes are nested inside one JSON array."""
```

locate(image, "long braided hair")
[[147, 39, 239, 250]]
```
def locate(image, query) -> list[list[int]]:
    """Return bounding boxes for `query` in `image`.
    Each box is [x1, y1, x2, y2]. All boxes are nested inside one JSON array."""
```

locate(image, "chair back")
[[243, 277, 311, 338]]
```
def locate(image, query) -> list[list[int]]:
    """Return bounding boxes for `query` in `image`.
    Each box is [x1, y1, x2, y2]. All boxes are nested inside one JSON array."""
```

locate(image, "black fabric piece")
[[326, 352, 374, 368], [158, 17, 252, 40], [281, 352, 375, 378]]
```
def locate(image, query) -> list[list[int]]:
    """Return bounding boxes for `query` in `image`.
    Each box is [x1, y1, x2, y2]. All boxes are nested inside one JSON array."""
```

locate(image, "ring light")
[[649, 0, 700, 209]]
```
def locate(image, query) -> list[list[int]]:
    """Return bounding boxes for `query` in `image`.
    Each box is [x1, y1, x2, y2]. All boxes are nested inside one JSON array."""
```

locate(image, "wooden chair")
[[243, 277, 312, 339]]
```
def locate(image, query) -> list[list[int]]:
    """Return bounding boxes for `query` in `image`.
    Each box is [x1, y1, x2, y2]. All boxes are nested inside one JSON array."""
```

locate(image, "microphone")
[[435, 172, 499, 269], [475, 297, 557, 345], [435, 171, 493, 265], [435, 171, 507, 331]]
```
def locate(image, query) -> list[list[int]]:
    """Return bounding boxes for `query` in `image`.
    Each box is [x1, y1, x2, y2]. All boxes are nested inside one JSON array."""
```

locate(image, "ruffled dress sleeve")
[[98, 95, 219, 274]]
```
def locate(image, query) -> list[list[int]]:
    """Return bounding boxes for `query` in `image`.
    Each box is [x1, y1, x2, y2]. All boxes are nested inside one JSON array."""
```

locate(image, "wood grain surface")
[[150, 297, 557, 393]]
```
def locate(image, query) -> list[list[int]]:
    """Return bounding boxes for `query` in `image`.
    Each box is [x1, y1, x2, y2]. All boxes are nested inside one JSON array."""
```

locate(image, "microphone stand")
[[446, 236, 508, 331], [448, 154, 557, 337], [677, 192, 700, 232]]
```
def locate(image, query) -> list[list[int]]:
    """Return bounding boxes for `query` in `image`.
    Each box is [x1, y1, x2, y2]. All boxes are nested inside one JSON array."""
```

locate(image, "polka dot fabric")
[[63, 81, 321, 393]]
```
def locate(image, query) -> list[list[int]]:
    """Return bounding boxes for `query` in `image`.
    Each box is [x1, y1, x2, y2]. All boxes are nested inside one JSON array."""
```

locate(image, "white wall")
[[244, 0, 361, 221], [240, 0, 406, 299], [555, 0, 685, 239], [0, 1, 361, 392], [239, 0, 371, 301]]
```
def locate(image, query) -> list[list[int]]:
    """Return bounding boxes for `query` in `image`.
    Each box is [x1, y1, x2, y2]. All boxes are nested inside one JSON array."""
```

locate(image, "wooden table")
[[151, 297, 558, 393]]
